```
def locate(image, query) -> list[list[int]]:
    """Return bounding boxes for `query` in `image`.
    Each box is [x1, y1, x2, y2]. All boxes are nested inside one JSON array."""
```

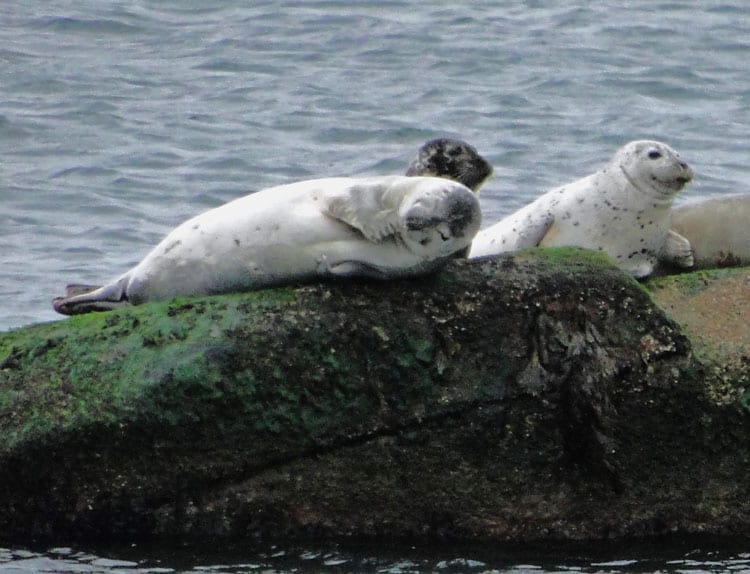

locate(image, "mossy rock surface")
[[647, 268, 750, 363], [0, 248, 748, 544]]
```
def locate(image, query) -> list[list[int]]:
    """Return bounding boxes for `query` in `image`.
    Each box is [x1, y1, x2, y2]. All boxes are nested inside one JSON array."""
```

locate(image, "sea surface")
[[0, 1, 749, 569], [1, 540, 750, 574], [2, 1, 749, 330]]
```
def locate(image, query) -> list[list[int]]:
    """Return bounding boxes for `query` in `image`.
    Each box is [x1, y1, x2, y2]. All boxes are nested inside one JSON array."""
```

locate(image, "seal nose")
[[675, 161, 694, 186]]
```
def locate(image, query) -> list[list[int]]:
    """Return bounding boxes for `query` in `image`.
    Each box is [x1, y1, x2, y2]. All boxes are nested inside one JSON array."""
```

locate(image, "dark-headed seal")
[[406, 138, 493, 192]]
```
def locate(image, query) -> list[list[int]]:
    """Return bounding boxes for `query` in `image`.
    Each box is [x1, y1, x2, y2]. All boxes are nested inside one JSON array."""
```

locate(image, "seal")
[[406, 138, 494, 258], [52, 175, 482, 315], [468, 140, 695, 278], [666, 193, 750, 270], [406, 138, 493, 192]]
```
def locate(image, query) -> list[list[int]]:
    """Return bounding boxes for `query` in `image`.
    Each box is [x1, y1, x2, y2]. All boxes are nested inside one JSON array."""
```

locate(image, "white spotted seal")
[[469, 140, 695, 278], [406, 138, 493, 192], [52, 175, 481, 315], [665, 193, 750, 270]]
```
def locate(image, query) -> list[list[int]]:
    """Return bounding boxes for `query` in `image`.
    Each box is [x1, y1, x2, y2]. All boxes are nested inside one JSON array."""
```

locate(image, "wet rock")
[[0, 248, 748, 544]]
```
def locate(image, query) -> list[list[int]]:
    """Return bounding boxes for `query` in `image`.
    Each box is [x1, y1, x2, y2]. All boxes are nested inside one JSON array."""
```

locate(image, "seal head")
[[396, 177, 482, 257], [406, 138, 493, 192], [616, 140, 693, 202]]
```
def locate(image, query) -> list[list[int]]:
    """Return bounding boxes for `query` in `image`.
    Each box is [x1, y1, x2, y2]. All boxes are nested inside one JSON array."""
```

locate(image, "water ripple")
[[1, 0, 749, 330]]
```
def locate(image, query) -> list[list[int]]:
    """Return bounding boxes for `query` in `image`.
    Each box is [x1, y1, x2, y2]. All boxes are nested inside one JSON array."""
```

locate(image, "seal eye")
[[446, 146, 461, 157], [647, 150, 662, 160]]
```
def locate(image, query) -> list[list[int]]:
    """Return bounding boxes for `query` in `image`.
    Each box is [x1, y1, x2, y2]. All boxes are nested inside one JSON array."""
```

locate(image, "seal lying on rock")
[[52, 176, 481, 315], [405, 138, 493, 193], [667, 193, 750, 270], [405, 138, 494, 258], [469, 140, 695, 278]]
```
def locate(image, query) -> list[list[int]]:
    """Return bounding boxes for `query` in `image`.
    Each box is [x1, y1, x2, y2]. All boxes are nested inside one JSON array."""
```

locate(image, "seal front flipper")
[[320, 179, 404, 242], [660, 229, 694, 268], [519, 215, 557, 248], [52, 276, 131, 316], [316, 254, 394, 280], [328, 261, 394, 279], [469, 211, 554, 257]]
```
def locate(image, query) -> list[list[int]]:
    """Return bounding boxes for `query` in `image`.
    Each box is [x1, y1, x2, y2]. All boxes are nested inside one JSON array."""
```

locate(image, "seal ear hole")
[[420, 237, 432, 246], [647, 150, 662, 159]]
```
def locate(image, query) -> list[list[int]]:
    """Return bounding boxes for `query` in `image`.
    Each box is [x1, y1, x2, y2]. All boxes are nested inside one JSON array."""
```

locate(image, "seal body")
[[469, 140, 694, 278], [53, 176, 481, 315], [667, 193, 750, 270], [406, 138, 493, 192]]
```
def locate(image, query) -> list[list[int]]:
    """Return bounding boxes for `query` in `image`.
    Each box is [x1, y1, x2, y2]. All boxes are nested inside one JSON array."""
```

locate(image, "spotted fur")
[[53, 176, 481, 315], [469, 140, 694, 278]]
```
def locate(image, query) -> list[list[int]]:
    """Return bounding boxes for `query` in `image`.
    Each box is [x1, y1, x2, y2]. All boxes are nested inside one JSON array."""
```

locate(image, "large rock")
[[0, 248, 748, 544]]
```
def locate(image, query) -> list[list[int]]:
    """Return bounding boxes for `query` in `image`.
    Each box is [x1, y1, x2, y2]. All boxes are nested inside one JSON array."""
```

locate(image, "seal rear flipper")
[[64, 284, 102, 297], [52, 276, 131, 316]]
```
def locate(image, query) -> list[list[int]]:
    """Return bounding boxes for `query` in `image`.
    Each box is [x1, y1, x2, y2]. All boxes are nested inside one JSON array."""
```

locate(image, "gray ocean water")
[[1, 1, 749, 570], [2, 1, 749, 330], [1, 542, 749, 574]]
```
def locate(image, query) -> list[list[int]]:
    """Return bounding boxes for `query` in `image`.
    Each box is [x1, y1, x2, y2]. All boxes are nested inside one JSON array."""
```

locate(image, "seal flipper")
[[471, 211, 554, 257], [660, 229, 694, 268], [327, 261, 394, 279], [316, 254, 392, 279], [64, 284, 102, 297], [52, 276, 131, 316], [321, 181, 403, 242], [317, 254, 442, 280]]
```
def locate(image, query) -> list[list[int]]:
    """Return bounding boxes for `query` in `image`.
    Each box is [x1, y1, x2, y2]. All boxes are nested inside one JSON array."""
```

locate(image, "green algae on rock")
[[646, 267, 750, 413], [0, 249, 748, 544]]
